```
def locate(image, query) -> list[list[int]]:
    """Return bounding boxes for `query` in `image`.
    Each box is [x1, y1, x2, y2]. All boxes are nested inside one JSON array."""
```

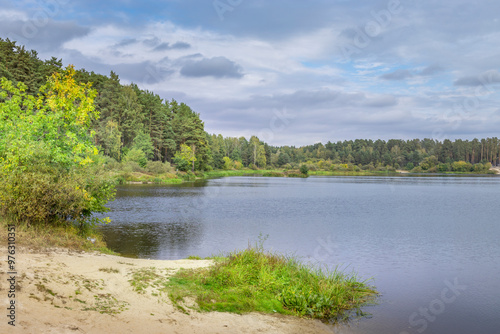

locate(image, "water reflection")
[[100, 219, 203, 259]]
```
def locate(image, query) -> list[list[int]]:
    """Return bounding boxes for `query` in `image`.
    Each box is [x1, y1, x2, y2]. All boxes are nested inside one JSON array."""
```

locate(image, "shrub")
[[121, 161, 144, 173], [0, 162, 114, 229], [451, 161, 473, 172], [123, 148, 147, 168], [299, 164, 309, 175], [438, 163, 450, 172], [146, 161, 170, 175]]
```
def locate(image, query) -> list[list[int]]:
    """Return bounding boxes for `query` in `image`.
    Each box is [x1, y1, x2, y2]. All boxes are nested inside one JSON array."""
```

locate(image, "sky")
[[1, 0, 500, 146]]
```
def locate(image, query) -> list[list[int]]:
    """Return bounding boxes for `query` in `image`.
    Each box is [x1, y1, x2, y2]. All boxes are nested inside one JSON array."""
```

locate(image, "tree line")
[[1, 38, 498, 174]]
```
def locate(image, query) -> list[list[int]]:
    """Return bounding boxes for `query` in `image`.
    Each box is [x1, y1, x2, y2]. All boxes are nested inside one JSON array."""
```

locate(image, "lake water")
[[98, 176, 500, 334]]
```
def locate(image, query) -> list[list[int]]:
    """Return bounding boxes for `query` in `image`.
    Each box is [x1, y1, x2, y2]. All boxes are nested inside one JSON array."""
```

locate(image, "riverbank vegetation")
[[0, 65, 115, 249], [166, 244, 377, 321]]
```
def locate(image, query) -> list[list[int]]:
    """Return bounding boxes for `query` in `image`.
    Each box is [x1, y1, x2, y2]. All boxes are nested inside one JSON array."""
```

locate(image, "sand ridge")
[[1, 248, 335, 334]]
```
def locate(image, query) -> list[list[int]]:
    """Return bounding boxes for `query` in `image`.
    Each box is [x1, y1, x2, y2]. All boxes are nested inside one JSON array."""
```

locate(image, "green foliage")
[[451, 161, 473, 172], [222, 156, 234, 170], [438, 163, 451, 172], [145, 161, 170, 175], [165, 246, 376, 320], [131, 130, 154, 160], [174, 144, 196, 172], [100, 120, 122, 161], [123, 148, 147, 168], [300, 164, 309, 175], [121, 161, 144, 173], [173, 156, 190, 172], [0, 67, 114, 229]]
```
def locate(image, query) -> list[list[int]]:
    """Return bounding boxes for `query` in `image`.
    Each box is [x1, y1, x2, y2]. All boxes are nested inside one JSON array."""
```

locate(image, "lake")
[[97, 176, 500, 334]]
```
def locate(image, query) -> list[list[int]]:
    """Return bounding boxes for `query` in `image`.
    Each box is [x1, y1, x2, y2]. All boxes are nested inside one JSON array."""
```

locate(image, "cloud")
[[153, 41, 191, 52], [0, 19, 89, 51], [454, 70, 500, 86], [180, 57, 244, 78], [380, 69, 413, 81], [419, 64, 444, 76], [114, 38, 137, 47]]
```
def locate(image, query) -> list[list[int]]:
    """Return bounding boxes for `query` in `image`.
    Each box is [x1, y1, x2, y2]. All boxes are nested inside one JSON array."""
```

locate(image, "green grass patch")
[[164, 247, 377, 321]]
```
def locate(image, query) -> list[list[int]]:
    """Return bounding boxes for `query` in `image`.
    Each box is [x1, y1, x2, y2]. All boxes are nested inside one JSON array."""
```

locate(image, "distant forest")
[[1, 38, 499, 173]]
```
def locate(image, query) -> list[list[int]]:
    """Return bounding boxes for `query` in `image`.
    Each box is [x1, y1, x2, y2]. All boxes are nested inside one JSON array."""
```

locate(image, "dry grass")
[[0, 216, 116, 254]]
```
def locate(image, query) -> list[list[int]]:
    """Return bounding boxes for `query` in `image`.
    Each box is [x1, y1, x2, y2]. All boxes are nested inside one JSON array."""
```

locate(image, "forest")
[[1, 38, 499, 174]]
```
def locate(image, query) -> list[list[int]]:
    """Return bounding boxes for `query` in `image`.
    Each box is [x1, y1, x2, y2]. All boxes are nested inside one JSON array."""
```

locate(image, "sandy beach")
[[1, 248, 334, 334]]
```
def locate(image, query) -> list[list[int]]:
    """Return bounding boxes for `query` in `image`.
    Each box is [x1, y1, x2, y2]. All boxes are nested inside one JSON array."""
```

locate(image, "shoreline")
[[0, 247, 334, 334]]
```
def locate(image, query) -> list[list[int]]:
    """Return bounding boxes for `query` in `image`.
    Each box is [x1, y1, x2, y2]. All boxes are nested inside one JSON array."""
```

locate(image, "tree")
[[131, 130, 154, 160], [257, 145, 267, 167], [0, 66, 114, 228], [100, 120, 122, 161], [223, 156, 234, 170], [173, 144, 196, 172]]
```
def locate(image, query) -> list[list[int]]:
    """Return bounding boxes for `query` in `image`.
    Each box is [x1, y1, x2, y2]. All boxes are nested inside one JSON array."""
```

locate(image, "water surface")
[[98, 176, 500, 334]]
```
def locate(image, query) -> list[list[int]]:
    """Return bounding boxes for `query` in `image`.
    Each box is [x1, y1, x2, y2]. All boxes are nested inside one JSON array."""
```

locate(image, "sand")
[[1, 247, 335, 334]]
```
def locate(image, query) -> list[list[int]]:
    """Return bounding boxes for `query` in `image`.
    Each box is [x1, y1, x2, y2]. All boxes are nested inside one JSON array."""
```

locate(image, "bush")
[[362, 163, 375, 171], [438, 163, 451, 172], [451, 161, 473, 172], [173, 156, 190, 172], [300, 164, 309, 175], [0, 163, 114, 229], [123, 148, 147, 168], [146, 161, 170, 175], [121, 161, 144, 173]]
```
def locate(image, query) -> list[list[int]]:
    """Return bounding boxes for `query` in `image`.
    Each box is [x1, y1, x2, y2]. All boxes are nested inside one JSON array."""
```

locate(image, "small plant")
[[84, 294, 129, 314], [99, 267, 119, 274], [128, 267, 165, 294]]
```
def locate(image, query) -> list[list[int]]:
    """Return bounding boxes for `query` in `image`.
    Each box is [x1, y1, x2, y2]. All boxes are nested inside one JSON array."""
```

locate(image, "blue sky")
[[1, 0, 500, 146]]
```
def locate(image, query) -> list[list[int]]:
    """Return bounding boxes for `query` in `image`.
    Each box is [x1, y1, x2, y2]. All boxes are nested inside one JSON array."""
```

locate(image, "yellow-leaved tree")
[[0, 66, 115, 231]]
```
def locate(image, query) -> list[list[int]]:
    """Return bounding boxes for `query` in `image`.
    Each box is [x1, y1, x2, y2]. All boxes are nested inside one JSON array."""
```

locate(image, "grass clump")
[[99, 267, 120, 274], [165, 246, 377, 321], [128, 267, 163, 294]]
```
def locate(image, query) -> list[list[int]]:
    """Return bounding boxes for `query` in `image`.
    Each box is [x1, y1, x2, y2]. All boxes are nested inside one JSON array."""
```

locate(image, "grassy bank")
[[165, 246, 377, 322]]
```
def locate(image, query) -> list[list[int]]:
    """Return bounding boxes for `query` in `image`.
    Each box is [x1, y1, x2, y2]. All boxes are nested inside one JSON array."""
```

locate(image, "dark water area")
[[97, 176, 500, 334]]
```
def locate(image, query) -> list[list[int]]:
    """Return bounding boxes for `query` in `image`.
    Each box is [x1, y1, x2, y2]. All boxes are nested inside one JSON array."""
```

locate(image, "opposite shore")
[[115, 165, 500, 185]]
